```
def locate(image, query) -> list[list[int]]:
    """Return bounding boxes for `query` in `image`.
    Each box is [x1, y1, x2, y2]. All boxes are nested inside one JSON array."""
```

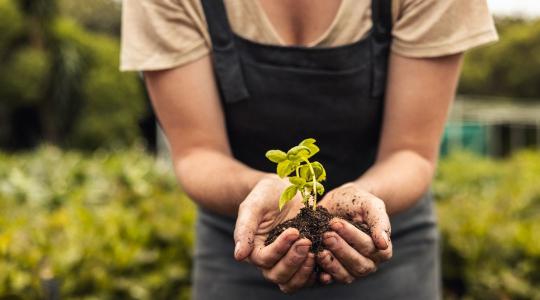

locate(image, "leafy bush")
[[52, 19, 145, 149], [459, 18, 540, 99], [0, 146, 194, 299], [435, 151, 540, 299], [0, 47, 51, 106], [0, 2, 145, 150], [0, 0, 23, 55], [1, 148, 540, 299]]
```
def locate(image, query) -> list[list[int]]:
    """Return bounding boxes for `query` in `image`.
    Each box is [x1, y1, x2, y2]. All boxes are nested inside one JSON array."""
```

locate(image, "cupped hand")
[[234, 174, 317, 293], [316, 182, 393, 284]]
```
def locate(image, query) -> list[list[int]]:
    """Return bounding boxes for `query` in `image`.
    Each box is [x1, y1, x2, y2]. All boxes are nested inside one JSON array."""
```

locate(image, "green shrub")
[[0, 0, 23, 54], [0, 47, 51, 106], [0, 3, 145, 150], [0, 146, 194, 299], [52, 18, 145, 149], [1, 148, 540, 299], [459, 18, 540, 99], [435, 151, 540, 299]]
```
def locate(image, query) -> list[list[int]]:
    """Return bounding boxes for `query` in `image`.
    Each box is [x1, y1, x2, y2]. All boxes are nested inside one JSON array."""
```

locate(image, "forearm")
[[358, 53, 463, 216], [354, 150, 436, 215], [173, 148, 267, 216]]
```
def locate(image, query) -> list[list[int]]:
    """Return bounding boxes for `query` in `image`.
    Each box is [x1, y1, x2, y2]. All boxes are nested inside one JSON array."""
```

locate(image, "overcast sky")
[[488, 0, 540, 17]]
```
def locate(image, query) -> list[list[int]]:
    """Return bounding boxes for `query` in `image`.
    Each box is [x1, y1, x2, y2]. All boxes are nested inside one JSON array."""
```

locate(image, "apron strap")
[[201, 0, 250, 103], [370, 0, 393, 98]]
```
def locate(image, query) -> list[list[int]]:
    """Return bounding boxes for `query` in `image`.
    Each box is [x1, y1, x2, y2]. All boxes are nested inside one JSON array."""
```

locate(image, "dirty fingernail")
[[296, 245, 310, 255], [324, 236, 337, 247], [331, 221, 343, 231]]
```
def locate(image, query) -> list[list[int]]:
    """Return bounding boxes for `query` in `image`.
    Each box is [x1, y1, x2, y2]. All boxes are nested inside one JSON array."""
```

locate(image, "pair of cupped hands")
[[234, 174, 393, 294]]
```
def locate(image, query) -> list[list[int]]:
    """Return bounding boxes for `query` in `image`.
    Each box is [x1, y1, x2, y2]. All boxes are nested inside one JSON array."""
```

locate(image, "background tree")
[[0, 0, 144, 150], [459, 18, 540, 100]]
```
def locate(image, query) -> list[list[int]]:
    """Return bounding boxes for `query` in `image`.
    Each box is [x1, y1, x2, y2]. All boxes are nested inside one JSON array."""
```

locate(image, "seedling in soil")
[[265, 138, 326, 211], [264, 138, 370, 253]]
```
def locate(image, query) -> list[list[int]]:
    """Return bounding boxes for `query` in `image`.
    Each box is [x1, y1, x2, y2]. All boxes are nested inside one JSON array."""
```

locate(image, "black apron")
[[193, 0, 441, 299]]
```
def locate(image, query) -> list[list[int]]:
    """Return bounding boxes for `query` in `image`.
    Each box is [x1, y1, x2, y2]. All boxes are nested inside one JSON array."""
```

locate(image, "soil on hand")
[[265, 207, 370, 253]]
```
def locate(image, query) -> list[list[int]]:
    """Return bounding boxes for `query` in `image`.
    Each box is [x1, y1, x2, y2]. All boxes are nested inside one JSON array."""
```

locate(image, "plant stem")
[[296, 167, 308, 207], [302, 158, 317, 210]]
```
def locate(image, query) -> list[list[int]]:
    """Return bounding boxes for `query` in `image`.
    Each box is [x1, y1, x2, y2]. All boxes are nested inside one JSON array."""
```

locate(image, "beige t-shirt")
[[120, 0, 498, 71]]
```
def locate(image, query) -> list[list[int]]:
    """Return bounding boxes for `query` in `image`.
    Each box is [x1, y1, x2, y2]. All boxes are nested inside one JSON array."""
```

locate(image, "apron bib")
[[193, 1, 441, 299]]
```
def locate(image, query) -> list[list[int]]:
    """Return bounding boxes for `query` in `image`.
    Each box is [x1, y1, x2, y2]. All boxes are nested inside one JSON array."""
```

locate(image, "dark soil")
[[265, 207, 370, 253]]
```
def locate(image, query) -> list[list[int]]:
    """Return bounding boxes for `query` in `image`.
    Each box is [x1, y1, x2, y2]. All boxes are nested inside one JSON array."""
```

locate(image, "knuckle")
[[327, 236, 342, 251], [286, 254, 304, 267], [351, 261, 377, 277], [258, 257, 274, 269], [264, 272, 281, 284], [254, 253, 275, 269], [353, 264, 375, 277], [274, 243, 289, 256], [303, 262, 314, 272], [326, 262, 340, 275]]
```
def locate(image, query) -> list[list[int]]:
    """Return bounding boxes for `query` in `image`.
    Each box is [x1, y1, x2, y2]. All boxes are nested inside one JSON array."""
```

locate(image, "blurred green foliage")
[[0, 0, 145, 150], [436, 151, 540, 299], [0, 147, 194, 299], [459, 18, 540, 99], [1, 148, 539, 299], [58, 0, 121, 35]]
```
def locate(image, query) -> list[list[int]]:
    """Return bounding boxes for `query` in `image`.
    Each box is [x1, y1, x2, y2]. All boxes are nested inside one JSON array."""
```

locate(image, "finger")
[[362, 196, 391, 251], [234, 200, 263, 261], [262, 239, 311, 284], [317, 250, 354, 284], [306, 271, 317, 287], [278, 253, 315, 294], [323, 231, 377, 278], [329, 218, 376, 257], [319, 272, 332, 285], [371, 240, 393, 264], [250, 228, 300, 268]]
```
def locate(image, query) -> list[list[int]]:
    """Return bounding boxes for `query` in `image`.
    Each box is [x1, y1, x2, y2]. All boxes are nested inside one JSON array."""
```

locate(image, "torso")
[[257, 0, 344, 46]]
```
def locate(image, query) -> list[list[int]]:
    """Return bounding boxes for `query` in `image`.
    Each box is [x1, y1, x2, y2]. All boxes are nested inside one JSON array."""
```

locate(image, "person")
[[121, 0, 498, 299]]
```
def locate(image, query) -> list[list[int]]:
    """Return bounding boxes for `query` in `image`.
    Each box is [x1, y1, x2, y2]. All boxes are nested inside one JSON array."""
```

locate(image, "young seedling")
[[265, 138, 326, 211]]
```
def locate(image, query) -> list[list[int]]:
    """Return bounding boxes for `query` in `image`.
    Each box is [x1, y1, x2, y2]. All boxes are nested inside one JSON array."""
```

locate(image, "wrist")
[[350, 179, 376, 196]]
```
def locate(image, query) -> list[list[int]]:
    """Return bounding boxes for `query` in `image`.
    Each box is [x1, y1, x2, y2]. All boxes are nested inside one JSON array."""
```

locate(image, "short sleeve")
[[120, 0, 210, 71], [392, 0, 499, 58]]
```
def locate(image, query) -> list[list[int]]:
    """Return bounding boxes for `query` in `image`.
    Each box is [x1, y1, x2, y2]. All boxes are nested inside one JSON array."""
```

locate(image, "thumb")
[[364, 196, 391, 251], [233, 200, 262, 261]]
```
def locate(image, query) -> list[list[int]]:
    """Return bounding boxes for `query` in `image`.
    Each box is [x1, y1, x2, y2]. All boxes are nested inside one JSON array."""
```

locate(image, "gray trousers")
[[192, 194, 441, 300]]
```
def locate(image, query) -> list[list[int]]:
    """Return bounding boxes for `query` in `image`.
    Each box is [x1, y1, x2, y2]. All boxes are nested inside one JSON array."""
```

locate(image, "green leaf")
[[305, 182, 325, 195], [289, 176, 306, 186], [298, 162, 326, 182], [287, 146, 310, 162], [307, 144, 320, 157], [298, 164, 311, 181], [316, 182, 325, 195], [277, 160, 296, 178], [299, 138, 316, 146], [265, 150, 287, 163], [300, 138, 319, 158], [312, 162, 326, 181], [279, 185, 298, 210]]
